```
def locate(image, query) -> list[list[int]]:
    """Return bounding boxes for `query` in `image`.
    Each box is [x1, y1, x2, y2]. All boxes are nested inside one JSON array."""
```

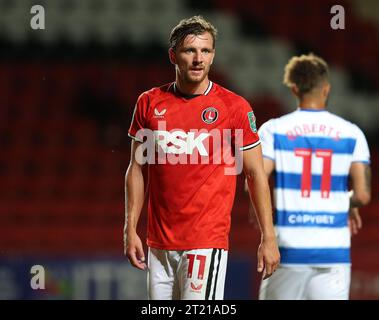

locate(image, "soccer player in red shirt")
[[124, 15, 280, 300]]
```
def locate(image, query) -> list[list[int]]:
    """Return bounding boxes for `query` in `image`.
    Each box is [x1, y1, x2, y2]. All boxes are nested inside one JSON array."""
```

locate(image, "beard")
[[182, 66, 210, 84]]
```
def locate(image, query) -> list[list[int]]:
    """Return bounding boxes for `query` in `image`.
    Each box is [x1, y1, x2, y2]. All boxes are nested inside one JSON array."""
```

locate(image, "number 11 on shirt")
[[295, 148, 333, 198]]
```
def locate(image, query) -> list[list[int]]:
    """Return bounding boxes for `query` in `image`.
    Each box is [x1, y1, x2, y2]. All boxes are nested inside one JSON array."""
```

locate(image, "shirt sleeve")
[[232, 98, 260, 151], [352, 124, 370, 164], [128, 93, 149, 143], [258, 119, 275, 161]]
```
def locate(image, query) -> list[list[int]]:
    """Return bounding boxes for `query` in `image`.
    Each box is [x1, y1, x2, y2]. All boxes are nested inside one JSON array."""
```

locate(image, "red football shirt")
[[128, 81, 260, 250]]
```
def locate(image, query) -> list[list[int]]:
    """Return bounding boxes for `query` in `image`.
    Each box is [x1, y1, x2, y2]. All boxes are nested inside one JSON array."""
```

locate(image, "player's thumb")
[[136, 246, 145, 262], [257, 252, 264, 273]]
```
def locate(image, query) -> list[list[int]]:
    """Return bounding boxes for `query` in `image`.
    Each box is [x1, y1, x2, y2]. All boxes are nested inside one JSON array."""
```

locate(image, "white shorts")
[[147, 247, 228, 300], [259, 265, 351, 300]]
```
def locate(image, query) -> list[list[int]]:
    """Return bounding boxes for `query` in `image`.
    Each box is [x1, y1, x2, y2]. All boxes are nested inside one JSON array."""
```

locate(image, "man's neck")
[[298, 98, 326, 110], [175, 78, 210, 96]]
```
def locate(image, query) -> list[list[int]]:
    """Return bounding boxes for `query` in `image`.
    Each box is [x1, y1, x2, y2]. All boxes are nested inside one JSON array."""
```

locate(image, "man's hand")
[[348, 207, 362, 236], [124, 230, 147, 270], [257, 236, 280, 280]]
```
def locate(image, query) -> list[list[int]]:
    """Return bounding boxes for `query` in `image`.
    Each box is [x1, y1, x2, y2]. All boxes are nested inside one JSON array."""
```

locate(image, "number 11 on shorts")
[[186, 254, 206, 279]]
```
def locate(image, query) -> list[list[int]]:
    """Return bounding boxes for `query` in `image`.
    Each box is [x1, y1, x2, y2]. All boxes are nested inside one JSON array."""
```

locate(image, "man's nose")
[[193, 50, 203, 64]]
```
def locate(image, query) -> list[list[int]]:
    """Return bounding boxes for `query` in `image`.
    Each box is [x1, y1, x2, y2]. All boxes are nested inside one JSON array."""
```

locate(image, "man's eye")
[[185, 49, 194, 53], [202, 49, 210, 53]]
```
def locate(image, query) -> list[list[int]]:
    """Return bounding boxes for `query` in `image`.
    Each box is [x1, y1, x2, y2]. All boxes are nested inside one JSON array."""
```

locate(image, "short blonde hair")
[[169, 15, 218, 49], [283, 53, 329, 96]]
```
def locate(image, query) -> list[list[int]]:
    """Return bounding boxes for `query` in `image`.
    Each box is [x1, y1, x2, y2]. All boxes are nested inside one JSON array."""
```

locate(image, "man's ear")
[[210, 49, 215, 65], [323, 82, 331, 98], [168, 48, 176, 65], [291, 85, 299, 97]]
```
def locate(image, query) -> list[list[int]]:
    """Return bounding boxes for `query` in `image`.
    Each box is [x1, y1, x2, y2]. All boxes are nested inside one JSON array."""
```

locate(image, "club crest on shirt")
[[154, 107, 166, 118], [247, 111, 257, 133], [201, 107, 218, 124]]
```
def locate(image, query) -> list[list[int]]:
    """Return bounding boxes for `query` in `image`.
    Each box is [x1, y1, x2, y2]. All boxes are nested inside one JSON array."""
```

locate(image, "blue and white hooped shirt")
[[259, 108, 370, 266]]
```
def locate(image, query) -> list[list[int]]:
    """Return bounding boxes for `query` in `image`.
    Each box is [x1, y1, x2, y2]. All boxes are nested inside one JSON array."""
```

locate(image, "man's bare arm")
[[349, 162, 371, 207], [347, 162, 371, 236], [245, 157, 275, 227], [262, 157, 275, 178], [243, 145, 280, 279], [124, 140, 147, 270]]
